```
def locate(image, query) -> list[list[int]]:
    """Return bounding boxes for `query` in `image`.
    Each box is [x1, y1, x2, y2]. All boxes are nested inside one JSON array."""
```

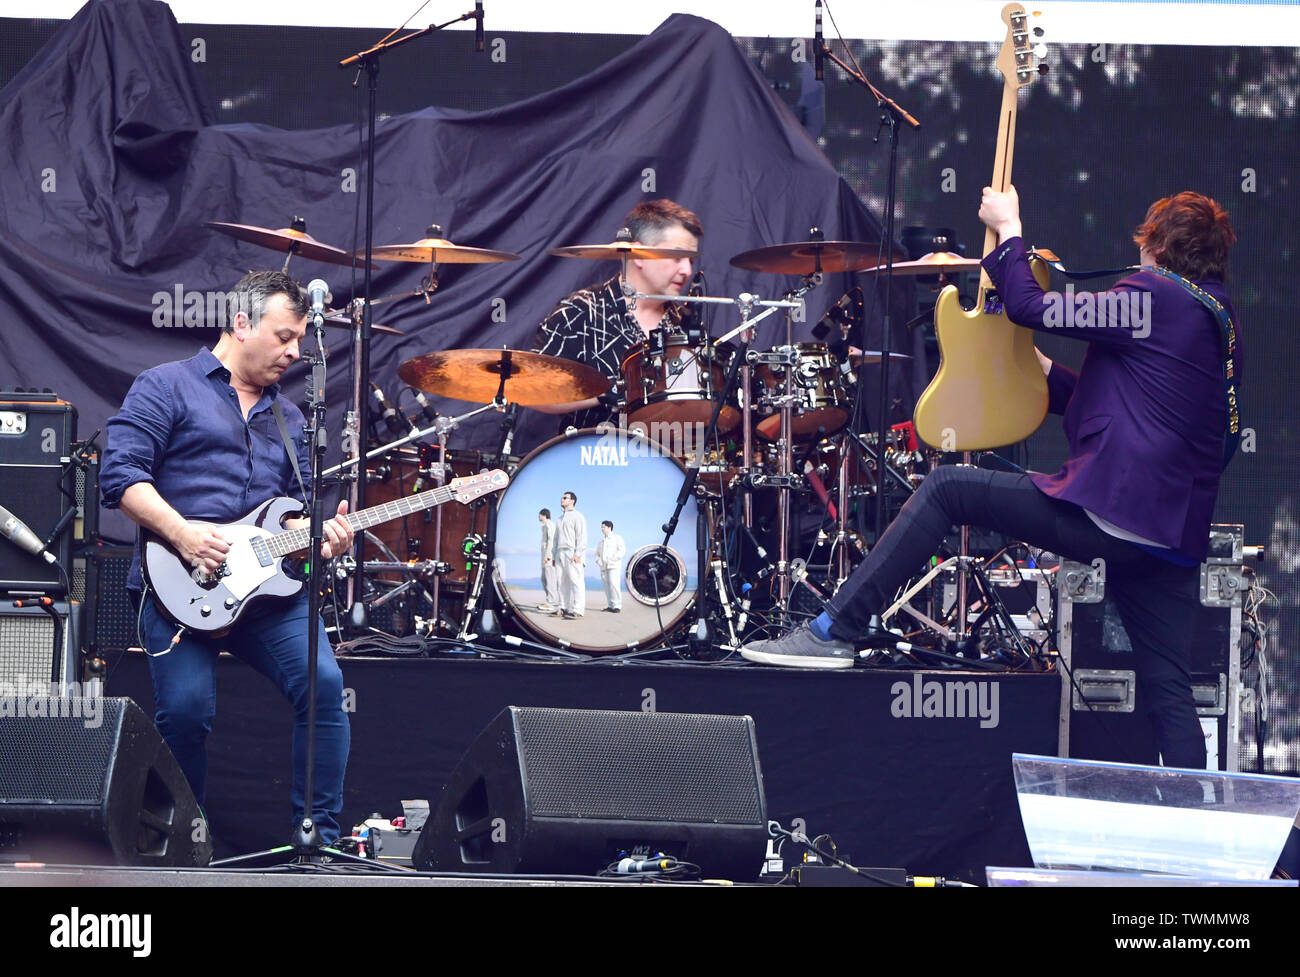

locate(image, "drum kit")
[[206, 216, 960, 655]]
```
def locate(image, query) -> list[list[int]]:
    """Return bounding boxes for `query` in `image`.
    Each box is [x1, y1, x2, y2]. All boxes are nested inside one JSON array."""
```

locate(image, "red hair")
[[1133, 192, 1235, 280]]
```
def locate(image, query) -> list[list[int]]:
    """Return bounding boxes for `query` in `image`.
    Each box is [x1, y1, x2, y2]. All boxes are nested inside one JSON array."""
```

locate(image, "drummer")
[[532, 199, 701, 431]]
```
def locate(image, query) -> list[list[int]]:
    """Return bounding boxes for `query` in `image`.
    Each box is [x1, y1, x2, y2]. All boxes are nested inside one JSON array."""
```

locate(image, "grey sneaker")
[[741, 625, 856, 669]]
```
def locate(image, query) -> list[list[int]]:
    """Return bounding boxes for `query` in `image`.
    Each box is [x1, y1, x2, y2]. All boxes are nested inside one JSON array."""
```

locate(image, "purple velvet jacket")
[[981, 236, 1239, 562]]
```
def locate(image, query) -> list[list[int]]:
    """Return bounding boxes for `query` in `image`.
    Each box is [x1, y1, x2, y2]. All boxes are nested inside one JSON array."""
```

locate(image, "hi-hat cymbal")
[[366, 224, 521, 264], [207, 220, 373, 269], [547, 242, 699, 261], [397, 349, 609, 406], [729, 240, 896, 275], [861, 252, 983, 276]]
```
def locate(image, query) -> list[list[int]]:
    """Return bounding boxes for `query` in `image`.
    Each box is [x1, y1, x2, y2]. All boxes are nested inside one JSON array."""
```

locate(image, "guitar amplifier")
[[79, 545, 138, 659], [0, 600, 82, 690], [0, 394, 77, 594], [1055, 525, 1249, 771]]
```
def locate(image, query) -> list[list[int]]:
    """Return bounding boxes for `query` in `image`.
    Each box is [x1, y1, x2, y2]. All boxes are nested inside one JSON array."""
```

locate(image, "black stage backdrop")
[[1, 0, 1297, 773], [0, 0, 908, 484]]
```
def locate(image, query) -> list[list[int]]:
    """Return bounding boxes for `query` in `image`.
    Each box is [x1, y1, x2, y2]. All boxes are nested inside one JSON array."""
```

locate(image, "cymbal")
[[207, 221, 372, 269], [547, 242, 699, 261], [397, 349, 609, 406], [861, 252, 983, 276], [729, 240, 895, 275], [321, 310, 404, 337], [366, 225, 521, 264]]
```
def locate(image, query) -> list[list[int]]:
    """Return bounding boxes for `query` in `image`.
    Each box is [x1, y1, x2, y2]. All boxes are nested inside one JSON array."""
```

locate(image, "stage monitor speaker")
[[413, 706, 768, 880], [0, 696, 211, 867]]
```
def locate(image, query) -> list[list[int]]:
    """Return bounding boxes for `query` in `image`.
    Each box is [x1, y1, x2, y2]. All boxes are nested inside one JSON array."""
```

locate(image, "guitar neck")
[[981, 69, 1022, 289], [267, 484, 457, 559]]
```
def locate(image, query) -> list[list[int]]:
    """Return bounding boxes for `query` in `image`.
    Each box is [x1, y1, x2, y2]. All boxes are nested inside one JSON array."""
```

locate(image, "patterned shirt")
[[533, 275, 681, 430]]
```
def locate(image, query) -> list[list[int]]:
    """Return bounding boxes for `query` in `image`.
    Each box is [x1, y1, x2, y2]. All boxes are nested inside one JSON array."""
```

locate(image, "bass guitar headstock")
[[997, 3, 1047, 90]]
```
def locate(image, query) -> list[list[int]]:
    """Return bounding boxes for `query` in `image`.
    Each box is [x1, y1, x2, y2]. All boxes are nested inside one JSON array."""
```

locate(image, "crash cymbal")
[[397, 349, 609, 406], [366, 224, 521, 264], [547, 242, 699, 261], [861, 252, 983, 276], [207, 220, 372, 269], [321, 310, 404, 337], [729, 240, 896, 275]]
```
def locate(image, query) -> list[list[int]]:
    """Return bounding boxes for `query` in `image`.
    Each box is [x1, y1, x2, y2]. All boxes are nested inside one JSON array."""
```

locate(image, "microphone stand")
[[337, 4, 483, 634], [212, 314, 390, 870], [817, 41, 920, 546]]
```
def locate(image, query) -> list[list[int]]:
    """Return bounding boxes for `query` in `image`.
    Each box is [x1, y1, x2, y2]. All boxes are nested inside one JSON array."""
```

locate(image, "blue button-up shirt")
[[101, 347, 311, 591]]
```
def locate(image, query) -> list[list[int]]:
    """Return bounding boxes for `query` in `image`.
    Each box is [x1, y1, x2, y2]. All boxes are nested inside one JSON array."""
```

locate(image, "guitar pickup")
[[251, 538, 274, 567]]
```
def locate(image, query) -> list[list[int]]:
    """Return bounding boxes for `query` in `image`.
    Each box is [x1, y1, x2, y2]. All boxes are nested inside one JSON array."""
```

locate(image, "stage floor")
[[106, 651, 1060, 884]]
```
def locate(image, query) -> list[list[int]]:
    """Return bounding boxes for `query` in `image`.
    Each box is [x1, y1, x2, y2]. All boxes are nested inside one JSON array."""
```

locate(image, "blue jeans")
[[139, 592, 351, 843]]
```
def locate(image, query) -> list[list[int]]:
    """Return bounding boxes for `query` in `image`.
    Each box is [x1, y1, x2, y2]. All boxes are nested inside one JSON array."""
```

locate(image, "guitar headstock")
[[451, 469, 509, 504], [996, 3, 1041, 90]]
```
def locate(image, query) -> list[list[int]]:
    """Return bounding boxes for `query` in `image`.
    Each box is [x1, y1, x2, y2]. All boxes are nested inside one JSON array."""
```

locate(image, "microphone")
[[307, 279, 329, 317], [411, 390, 440, 427], [814, 0, 824, 81], [370, 383, 417, 436], [475, 1, 484, 53], [0, 504, 57, 565], [497, 402, 519, 457]]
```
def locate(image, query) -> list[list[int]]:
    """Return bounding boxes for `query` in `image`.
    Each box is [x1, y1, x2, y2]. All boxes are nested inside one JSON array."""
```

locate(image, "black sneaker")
[[740, 625, 855, 669]]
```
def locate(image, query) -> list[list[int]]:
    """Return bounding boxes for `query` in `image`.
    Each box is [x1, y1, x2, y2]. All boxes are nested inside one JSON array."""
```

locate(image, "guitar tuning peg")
[[1033, 43, 1048, 58], [1033, 26, 1045, 37], [1038, 62, 1050, 75]]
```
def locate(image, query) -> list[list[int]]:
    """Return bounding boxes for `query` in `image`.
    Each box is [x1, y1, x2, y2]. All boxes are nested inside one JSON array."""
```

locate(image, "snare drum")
[[491, 427, 697, 653], [621, 331, 739, 433], [755, 343, 850, 440]]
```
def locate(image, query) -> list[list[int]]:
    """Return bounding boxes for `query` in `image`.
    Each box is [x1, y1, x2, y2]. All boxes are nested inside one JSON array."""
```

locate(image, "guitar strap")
[[270, 400, 311, 510], [1026, 250, 1241, 469], [1145, 266, 1241, 469]]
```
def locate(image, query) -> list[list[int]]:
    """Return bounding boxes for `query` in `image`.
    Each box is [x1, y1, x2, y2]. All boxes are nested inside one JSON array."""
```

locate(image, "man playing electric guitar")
[[743, 189, 1240, 772], [101, 270, 355, 843]]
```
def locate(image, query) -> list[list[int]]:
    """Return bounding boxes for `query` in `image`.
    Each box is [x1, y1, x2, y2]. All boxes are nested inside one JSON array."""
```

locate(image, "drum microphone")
[[0, 503, 58, 565], [411, 390, 440, 426], [371, 383, 417, 436]]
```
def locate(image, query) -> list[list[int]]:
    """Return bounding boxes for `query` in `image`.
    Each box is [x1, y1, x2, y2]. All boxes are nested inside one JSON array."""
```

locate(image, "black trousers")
[[827, 465, 1207, 770]]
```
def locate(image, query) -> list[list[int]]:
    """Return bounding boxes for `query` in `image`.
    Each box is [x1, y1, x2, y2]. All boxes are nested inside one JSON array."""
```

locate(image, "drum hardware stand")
[[659, 315, 753, 657], [325, 398, 505, 636], [337, 6, 485, 635], [876, 550, 1037, 663], [772, 271, 824, 611]]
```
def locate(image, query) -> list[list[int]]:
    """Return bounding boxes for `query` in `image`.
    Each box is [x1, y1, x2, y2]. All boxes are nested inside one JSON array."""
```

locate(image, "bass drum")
[[492, 427, 696, 653]]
